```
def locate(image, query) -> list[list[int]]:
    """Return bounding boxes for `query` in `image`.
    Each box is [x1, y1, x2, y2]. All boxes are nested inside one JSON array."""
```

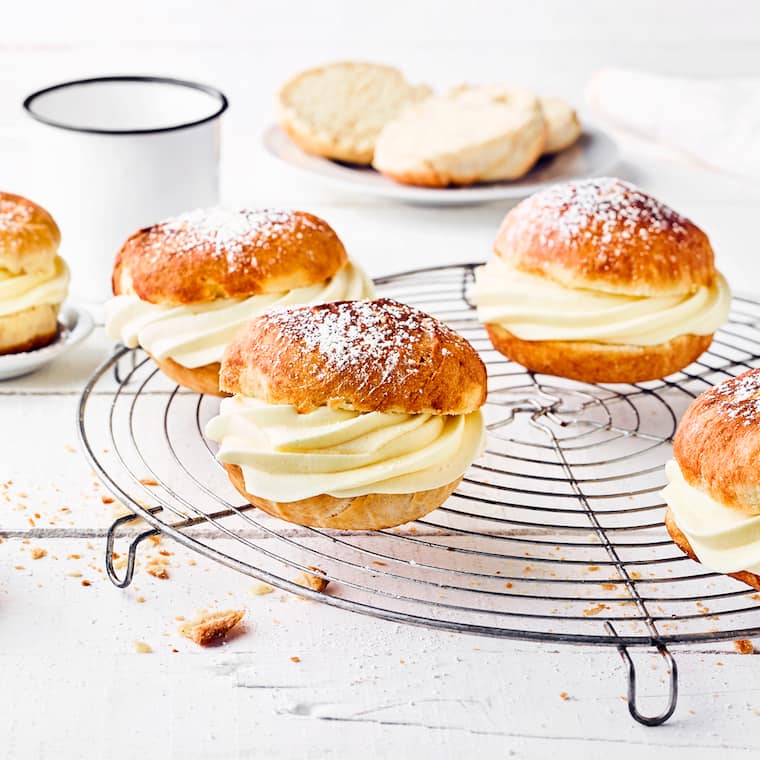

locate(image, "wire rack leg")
[[606, 623, 679, 726], [105, 509, 161, 588]]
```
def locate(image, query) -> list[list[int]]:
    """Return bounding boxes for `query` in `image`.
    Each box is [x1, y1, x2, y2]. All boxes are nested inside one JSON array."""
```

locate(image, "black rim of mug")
[[22, 75, 229, 135]]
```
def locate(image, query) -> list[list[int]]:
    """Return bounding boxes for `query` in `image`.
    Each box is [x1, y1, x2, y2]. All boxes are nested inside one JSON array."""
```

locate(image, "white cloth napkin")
[[586, 68, 760, 179]]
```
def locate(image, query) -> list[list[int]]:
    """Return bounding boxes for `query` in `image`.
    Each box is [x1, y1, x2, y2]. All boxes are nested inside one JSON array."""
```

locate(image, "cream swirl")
[[0, 256, 69, 317], [106, 260, 374, 368], [663, 460, 760, 574], [205, 396, 485, 501], [472, 257, 731, 346]]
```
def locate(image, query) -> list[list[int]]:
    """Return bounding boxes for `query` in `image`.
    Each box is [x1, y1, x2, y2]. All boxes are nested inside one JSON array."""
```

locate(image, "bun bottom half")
[[0, 303, 60, 355], [664, 506, 760, 592], [223, 462, 460, 530], [149, 354, 227, 397], [484, 324, 713, 384]]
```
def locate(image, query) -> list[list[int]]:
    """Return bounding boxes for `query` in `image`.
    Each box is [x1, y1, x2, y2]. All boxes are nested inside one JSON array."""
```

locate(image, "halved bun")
[[278, 61, 431, 165], [220, 298, 487, 414], [112, 208, 347, 305], [373, 88, 546, 187], [539, 96, 581, 154]]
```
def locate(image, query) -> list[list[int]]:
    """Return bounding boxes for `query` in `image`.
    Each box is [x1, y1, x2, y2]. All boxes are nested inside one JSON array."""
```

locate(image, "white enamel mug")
[[22, 76, 228, 304]]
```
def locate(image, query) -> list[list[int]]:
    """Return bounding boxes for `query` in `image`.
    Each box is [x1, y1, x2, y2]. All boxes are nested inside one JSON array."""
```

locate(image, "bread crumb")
[[146, 565, 169, 580], [583, 604, 608, 617], [140, 478, 159, 487], [134, 641, 152, 654], [559, 692, 570, 701], [179, 609, 245, 646], [14, 565, 25, 570], [81, 580, 91, 587], [295, 566, 329, 592], [136, 596, 146, 603], [101, 495, 114, 504], [504, 582, 513, 589], [251, 582, 274, 596], [600, 583, 617, 591], [30, 547, 46, 560], [290, 656, 301, 663], [65, 571, 83, 578], [587, 566, 600, 572], [734, 639, 755, 655]]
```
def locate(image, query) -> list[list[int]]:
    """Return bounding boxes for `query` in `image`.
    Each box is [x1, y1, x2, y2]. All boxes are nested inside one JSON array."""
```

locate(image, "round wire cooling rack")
[[79, 263, 760, 727]]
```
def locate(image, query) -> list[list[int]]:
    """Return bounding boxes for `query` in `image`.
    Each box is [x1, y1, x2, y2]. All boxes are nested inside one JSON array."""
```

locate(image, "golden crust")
[[484, 323, 713, 384], [494, 177, 716, 297], [673, 368, 760, 513], [664, 506, 760, 592], [0, 303, 60, 355], [112, 209, 347, 305], [220, 298, 487, 414], [224, 462, 460, 530], [0, 192, 60, 275], [150, 354, 227, 397]]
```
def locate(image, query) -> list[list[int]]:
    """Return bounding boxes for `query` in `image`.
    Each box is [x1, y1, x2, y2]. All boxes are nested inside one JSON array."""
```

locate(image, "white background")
[[2, 1, 760, 758]]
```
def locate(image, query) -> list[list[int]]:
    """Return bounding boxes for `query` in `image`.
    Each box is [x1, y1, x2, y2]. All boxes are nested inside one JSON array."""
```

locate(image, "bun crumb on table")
[[179, 609, 246, 646]]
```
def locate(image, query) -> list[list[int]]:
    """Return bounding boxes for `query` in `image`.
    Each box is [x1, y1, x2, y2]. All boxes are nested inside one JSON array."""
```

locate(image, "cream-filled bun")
[[472, 177, 730, 383], [106, 208, 375, 396], [205, 298, 487, 530], [0, 191, 69, 355], [663, 368, 760, 591]]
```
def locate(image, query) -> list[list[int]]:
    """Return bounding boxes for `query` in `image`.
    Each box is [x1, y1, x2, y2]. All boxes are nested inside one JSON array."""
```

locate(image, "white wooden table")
[[3, 2, 760, 757]]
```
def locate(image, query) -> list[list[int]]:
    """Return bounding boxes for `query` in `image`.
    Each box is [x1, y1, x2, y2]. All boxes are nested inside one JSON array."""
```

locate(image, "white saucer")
[[0, 304, 95, 380], [262, 123, 620, 206]]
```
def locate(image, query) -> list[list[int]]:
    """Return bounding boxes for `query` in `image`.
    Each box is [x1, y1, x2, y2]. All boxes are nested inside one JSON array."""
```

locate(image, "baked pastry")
[[277, 61, 431, 165], [205, 298, 487, 530], [0, 191, 70, 355], [106, 208, 374, 395], [663, 369, 760, 591], [539, 96, 582, 153], [372, 85, 546, 187], [472, 177, 730, 383]]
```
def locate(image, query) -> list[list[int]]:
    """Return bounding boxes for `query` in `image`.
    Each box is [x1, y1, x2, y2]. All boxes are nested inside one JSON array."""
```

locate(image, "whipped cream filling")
[[662, 459, 760, 575], [205, 396, 486, 501], [0, 256, 69, 317], [472, 257, 731, 346], [105, 261, 374, 368]]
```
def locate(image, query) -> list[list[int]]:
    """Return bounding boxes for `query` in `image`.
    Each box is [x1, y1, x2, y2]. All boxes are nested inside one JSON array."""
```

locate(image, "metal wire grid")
[[79, 264, 760, 725]]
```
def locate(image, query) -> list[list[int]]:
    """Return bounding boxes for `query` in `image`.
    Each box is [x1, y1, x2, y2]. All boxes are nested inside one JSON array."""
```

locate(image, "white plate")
[[262, 123, 620, 206], [0, 304, 94, 380]]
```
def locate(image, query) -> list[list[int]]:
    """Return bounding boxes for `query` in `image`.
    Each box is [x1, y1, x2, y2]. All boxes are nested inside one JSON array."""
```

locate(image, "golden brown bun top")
[[494, 177, 716, 297], [674, 368, 760, 513], [220, 298, 487, 415], [0, 191, 60, 275], [112, 208, 348, 305]]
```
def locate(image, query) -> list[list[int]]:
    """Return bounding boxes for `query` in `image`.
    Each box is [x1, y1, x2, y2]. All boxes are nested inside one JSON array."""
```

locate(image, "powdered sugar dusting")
[[507, 177, 693, 275], [143, 207, 319, 271], [0, 197, 35, 234], [264, 298, 461, 391], [705, 369, 760, 426]]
